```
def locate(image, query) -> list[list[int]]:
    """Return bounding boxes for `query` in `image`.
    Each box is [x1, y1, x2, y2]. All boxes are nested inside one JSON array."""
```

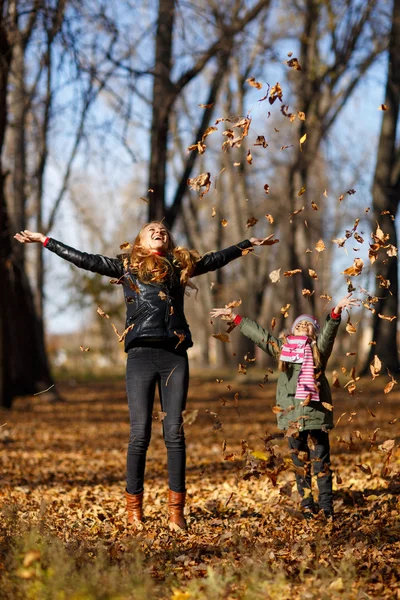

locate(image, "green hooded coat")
[[237, 313, 341, 431]]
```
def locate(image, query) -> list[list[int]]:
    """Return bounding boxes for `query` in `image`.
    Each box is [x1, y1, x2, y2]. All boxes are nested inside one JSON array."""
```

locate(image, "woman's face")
[[140, 223, 169, 252], [293, 320, 315, 337]]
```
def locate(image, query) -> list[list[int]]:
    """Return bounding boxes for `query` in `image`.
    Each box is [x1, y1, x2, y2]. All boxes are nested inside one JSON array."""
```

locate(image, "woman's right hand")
[[14, 230, 47, 244], [210, 307, 237, 320]]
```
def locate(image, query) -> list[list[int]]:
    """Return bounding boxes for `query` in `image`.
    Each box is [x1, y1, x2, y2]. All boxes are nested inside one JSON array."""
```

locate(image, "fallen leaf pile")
[[0, 375, 399, 599]]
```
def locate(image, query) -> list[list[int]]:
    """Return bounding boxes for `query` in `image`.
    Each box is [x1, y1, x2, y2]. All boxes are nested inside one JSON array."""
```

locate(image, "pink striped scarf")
[[280, 335, 320, 402]]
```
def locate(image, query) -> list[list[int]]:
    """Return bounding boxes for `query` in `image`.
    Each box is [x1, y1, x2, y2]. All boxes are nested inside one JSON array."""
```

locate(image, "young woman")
[[15, 223, 273, 529], [210, 294, 358, 520]]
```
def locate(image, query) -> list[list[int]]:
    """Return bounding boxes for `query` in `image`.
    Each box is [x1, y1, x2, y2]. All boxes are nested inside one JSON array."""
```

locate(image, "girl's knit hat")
[[291, 314, 320, 334]]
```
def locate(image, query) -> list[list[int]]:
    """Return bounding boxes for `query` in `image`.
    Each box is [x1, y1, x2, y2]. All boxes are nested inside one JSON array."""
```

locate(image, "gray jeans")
[[125, 344, 189, 494]]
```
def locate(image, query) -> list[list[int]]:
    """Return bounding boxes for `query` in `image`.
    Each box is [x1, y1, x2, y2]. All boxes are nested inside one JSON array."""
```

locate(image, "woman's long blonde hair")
[[278, 330, 322, 372], [126, 222, 200, 286]]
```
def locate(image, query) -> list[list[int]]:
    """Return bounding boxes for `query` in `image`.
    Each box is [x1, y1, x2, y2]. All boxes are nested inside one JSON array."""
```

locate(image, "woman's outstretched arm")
[[14, 230, 123, 279], [192, 234, 278, 277]]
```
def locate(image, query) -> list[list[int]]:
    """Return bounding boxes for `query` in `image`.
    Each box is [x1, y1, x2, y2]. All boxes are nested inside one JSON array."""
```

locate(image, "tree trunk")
[[148, 0, 175, 222], [366, 0, 400, 373]]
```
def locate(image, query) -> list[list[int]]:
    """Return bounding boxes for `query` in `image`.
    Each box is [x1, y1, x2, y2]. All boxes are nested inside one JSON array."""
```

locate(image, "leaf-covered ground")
[[0, 372, 399, 599]]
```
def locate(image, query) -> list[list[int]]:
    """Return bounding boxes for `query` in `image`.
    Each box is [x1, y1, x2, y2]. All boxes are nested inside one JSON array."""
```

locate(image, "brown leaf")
[[221, 219, 228, 227], [284, 268, 302, 277], [246, 217, 258, 228], [342, 258, 364, 276], [246, 150, 253, 164], [269, 82, 283, 104], [237, 363, 247, 375], [265, 213, 274, 224], [264, 184, 270, 194], [286, 57, 302, 70], [378, 314, 397, 321], [297, 185, 306, 196], [97, 306, 110, 319], [201, 126, 218, 142], [212, 333, 230, 343], [315, 239, 326, 253], [321, 402, 333, 411], [187, 172, 211, 198], [181, 409, 199, 425], [246, 77, 263, 89], [356, 464, 372, 475], [308, 269, 318, 279], [378, 104, 388, 111], [254, 136, 268, 148]]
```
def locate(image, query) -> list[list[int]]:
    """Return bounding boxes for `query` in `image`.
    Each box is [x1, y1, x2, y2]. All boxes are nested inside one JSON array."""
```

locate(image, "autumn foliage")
[[0, 373, 399, 599]]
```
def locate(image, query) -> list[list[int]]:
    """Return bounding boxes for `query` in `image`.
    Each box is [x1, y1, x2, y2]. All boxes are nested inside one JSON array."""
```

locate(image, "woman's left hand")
[[334, 293, 360, 314], [250, 234, 279, 246]]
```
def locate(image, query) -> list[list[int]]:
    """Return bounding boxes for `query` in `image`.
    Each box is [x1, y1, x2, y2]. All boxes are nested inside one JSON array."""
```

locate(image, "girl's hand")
[[334, 293, 360, 314], [14, 230, 46, 244], [250, 234, 278, 246], [210, 307, 237, 320]]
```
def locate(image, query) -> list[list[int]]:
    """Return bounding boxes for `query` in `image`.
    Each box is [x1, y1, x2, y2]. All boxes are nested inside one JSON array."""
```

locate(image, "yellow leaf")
[[299, 133, 307, 151], [315, 239, 325, 253], [251, 450, 268, 460], [297, 185, 306, 196]]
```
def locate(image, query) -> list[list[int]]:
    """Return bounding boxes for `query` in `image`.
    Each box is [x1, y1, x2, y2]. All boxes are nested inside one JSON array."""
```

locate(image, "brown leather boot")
[[125, 490, 144, 525], [168, 490, 186, 530]]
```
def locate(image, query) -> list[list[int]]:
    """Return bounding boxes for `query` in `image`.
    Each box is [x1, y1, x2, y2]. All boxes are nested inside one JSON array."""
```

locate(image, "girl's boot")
[[168, 490, 186, 530], [125, 490, 144, 525]]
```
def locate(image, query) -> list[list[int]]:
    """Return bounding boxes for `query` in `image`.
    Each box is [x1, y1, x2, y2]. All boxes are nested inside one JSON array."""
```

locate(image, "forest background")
[[1, 0, 400, 407], [0, 2, 400, 599]]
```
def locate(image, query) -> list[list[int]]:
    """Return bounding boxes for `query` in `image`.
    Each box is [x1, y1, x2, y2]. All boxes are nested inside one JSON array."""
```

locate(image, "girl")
[[15, 224, 273, 529], [210, 294, 358, 519]]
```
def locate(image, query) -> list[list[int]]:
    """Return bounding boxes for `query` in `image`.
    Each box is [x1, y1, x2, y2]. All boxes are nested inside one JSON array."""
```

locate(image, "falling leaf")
[[269, 82, 283, 104], [342, 258, 364, 276], [238, 363, 247, 375], [284, 269, 302, 277], [286, 57, 302, 70], [153, 411, 167, 421], [246, 217, 258, 228], [346, 322, 357, 335], [181, 409, 199, 425], [378, 314, 397, 321], [246, 77, 263, 89], [370, 355, 382, 380], [308, 269, 318, 279], [187, 172, 211, 198], [264, 184, 270, 194], [280, 303, 290, 317], [378, 439, 395, 452], [221, 219, 228, 227], [269, 269, 281, 283], [187, 142, 206, 154], [246, 150, 253, 164], [378, 104, 388, 110], [199, 102, 214, 108], [212, 206, 216, 217], [201, 126, 218, 142], [158, 291, 167, 301], [79, 346, 90, 352], [311, 201, 318, 210], [271, 317, 276, 330], [280, 144, 293, 151], [272, 406, 283, 414], [298, 111, 306, 121], [299, 133, 307, 151], [254, 136, 268, 147], [265, 213, 274, 224], [173, 331, 186, 348], [212, 333, 230, 343], [322, 402, 333, 411], [297, 185, 306, 196], [97, 307, 110, 319], [315, 239, 326, 253]]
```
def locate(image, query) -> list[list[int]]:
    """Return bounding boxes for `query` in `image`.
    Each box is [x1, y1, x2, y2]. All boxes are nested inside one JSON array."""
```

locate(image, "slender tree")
[[366, 0, 400, 373]]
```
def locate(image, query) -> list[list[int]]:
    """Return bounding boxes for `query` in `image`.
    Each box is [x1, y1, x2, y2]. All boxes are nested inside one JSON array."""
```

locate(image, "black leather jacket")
[[46, 238, 253, 351]]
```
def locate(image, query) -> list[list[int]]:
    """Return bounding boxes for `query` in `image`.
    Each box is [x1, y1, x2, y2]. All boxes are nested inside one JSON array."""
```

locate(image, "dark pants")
[[288, 429, 333, 513], [125, 345, 189, 495]]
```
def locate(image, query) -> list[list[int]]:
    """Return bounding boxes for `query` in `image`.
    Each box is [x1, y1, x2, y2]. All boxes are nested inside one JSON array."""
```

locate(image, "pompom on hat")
[[291, 314, 320, 334]]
